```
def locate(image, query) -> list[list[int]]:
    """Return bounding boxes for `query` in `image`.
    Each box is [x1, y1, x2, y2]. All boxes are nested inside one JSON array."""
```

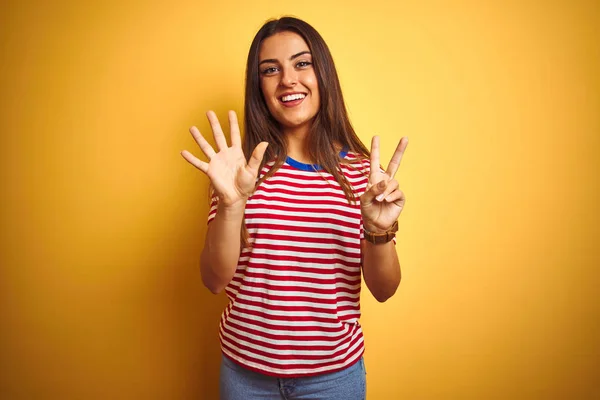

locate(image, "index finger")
[[369, 136, 380, 181], [206, 111, 228, 151], [228, 110, 241, 148], [386, 137, 408, 178]]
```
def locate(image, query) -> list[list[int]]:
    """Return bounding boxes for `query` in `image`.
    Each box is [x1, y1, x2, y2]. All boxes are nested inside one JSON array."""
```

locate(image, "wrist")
[[363, 221, 398, 245], [363, 222, 392, 234], [363, 219, 398, 234], [218, 201, 247, 221]]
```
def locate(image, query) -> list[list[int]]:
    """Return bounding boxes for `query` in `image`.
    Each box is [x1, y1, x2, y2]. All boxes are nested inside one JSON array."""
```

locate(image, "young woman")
[[181, 16, 408, 400]]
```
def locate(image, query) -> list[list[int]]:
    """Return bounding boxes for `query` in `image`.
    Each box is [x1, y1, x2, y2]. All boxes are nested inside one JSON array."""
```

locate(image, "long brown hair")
[[240, 17, 370, 246]]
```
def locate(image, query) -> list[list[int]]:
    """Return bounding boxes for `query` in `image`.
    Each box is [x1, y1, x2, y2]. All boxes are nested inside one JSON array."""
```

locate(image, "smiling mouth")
[[279, 93, 307, 108], [280, 93, 307, 103]]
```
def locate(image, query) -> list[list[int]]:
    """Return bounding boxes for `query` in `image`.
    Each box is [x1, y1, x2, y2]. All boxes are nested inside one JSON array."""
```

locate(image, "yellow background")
[[1, 0, 598, 398]]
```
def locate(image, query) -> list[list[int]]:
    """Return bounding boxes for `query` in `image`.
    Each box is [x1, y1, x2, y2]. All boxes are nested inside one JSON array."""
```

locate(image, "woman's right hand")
[[181, 110, 269, 209]]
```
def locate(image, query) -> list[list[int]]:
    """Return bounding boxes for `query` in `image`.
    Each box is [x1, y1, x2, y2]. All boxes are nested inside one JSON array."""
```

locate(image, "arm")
[[181, 110, 268, 294], [360, 136, 408, 302], [200, 203, 245, 294], [361, 239, 401, 303]]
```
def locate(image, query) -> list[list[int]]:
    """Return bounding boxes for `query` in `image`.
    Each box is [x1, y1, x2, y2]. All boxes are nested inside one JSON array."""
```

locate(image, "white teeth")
[[281, 93, 306, 102]]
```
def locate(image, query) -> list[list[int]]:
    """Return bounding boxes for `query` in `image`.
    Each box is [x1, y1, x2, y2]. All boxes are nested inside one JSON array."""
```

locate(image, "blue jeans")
[[219, 355, 367, 400]]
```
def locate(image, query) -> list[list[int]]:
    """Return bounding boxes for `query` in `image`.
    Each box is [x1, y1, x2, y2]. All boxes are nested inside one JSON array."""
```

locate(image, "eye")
[[261, 66, 279, 75], [296, 61, 312, 68]]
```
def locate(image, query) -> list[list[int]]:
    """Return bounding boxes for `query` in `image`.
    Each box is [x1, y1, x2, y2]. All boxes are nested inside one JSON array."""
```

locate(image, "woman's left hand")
[[360, 136, 409, 233]]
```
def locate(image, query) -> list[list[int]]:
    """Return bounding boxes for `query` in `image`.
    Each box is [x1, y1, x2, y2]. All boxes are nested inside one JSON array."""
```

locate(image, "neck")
[[283, 123, 312, 163], [282, 123, 344, 164]]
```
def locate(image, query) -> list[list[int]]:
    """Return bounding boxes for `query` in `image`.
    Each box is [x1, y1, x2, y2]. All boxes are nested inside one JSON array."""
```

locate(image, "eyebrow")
[[259, 51, 311, 66]]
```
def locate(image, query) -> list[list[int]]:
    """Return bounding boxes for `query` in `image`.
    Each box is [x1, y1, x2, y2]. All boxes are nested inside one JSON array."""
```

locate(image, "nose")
[[279, 66, 298, 87]]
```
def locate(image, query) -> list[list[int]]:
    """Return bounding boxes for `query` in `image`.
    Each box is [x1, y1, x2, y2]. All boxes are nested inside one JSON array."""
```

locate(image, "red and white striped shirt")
[[207, 152, 372, 377]]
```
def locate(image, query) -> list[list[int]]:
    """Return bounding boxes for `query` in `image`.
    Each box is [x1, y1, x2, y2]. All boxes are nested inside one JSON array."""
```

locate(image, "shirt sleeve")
[[207, 195, 219, 225]]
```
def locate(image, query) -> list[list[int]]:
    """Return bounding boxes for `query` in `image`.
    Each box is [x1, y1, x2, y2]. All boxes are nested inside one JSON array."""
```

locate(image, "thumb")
[[362, 179, 388, 203], [246, 142, 269, 175]]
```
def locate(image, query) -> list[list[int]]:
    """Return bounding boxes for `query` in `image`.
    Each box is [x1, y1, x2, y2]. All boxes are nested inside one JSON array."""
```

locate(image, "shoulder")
[[337, 152, 370, 195], [341, 151, 371, 175]]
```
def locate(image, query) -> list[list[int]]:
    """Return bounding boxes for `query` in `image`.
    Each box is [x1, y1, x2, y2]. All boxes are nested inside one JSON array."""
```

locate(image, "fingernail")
[[376, 194, 384, 202], [378, 180, 386, 189]]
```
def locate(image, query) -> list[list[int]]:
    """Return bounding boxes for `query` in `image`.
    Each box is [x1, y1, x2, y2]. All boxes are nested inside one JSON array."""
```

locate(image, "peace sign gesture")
[[181, 110, 269, 209], [360, 136, 409, 233]]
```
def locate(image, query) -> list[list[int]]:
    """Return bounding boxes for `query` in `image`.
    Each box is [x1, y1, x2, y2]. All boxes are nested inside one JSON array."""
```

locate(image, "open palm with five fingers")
[[181, 110, 269, 208], [360, 136, 409, 233]]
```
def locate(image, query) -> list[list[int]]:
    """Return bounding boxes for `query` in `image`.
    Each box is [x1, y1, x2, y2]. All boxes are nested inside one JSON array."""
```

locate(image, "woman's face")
[[258, 31, 320, 131]]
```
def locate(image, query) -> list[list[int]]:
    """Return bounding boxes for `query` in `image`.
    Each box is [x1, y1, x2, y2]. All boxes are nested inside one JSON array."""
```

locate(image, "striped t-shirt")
[[207, 152, 372, 377]]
